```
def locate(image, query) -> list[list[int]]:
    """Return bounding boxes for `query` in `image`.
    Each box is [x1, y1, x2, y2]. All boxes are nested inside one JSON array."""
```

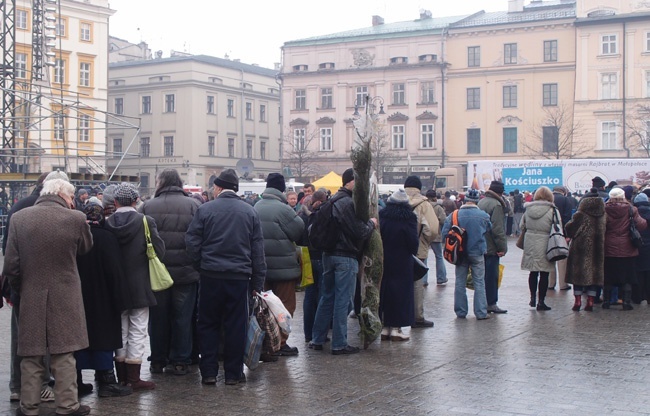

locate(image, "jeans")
[[454, 255, 488, 318], [430, 242, 447, 283], [312, 254, 358, 350], [573, 285, 598, 297], [303, 257, 323, 342], [149, 282, 198, 366], [484, 255, 501, 307], [513, 212, 523, 235]]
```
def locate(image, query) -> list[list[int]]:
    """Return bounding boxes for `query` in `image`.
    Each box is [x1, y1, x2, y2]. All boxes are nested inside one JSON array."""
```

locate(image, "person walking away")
[[442, 191, 456, 217], [186, 169, 266, 385], [3, 178, 93, 416], [378, 190, 419, 341], [441, 189, 491, 320], [549, 186, 573, 290], [632, 193, 650, 304], [426, 190, 447, 285]]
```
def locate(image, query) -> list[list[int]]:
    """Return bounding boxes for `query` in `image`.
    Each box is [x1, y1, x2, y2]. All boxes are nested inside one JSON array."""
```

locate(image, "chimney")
[[419, 9, 432, 19], [274, 62, 281, 70], [508, 0, 524, 12], [372, 15, 384, 26]]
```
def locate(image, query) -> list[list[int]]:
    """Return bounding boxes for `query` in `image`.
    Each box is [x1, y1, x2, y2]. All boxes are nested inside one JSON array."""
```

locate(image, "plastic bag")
[[297, 246, 314, 288], [244, 314, 264, 370], [467, 264, 504, 290], [258, 290, 292, 335], [255, 298, 281, 353]]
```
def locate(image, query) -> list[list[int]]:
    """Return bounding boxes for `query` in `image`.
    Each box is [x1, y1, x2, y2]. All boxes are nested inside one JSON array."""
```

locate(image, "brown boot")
[[125, 363, 156, 391], [115, 360, 128, 386]]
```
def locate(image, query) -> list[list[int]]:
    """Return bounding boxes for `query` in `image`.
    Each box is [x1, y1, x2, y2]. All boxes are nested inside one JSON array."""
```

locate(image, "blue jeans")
[[303, 257, 323, 342], [484, 255, 500, 307], [430, 242, 447, 283], [454, 255, 488, 318], [149, 282, 198, 365], [312, 254, 358, 350]]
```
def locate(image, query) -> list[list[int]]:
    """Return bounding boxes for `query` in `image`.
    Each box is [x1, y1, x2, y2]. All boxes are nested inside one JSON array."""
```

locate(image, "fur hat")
[[608, 187, 625, 199], [114, 183, 139, 206], [489, 181, 505, 195], [592, 176, 606, 188], [342, 168, 355, 186], [465, 189, 480, 203], [404, 175, 422, 190], [214, 169, 239, 192], [634, 193, 648, 204], [265, 173, 286, 193], [388, 189, 409, 205]]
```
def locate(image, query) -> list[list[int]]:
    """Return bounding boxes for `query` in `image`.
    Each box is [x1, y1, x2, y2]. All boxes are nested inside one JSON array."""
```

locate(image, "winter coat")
[[553, 192, 573, 226], [441, 204, 491, 257], [105, 208, 165, 310], [379, 202, 418, 327], [329, 188, 375, 258], [405, 188, 438, 259], [634, 202, 650, 271], [255, 188, 304, 282], [3, 194, 93, 356], [140, 186, 201, 285], [76, 224, 127, 351], [564, 196, 606, 287], [478, 190, 508, 255], [185, 191, 266, 293], [604, 200, 647, 258], [429, 201, 446, 243], [520, 200, 557, 273]]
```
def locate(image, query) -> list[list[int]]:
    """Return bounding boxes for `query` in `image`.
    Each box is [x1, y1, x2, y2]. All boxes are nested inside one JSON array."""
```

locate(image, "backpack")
[[308, 193, 345, 251], [443, 210, 467, 265]]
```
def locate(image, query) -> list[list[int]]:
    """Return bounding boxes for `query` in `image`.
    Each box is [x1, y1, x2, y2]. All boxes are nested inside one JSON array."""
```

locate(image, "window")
[[163, 136, 174, 156], [15, 53, 27, 78], [421, 82, 435, 104], [207, 96, 215, 114], [56, 17, 66, 37], [80, 22, 91, 41], [468, 46, 480, 67], [260, 142, 267, 160], [504, 43, 517, 64], [260, 104, 266, 122], [140, 137, 150, 157], [165, 94, 175, 112], [113, 138, 122, 155], [355, 86, 368, 107], [601, 34, 617, 55], [646, 71, 650, 98], [391, 125, 405, 149], [293, 128, 305, 150], [54, 59, 65, 84], [601, 121, 617, 149], [79, 114, 90, 142], [503, 85, 517, 108], [601, 73, 618, 99], [142, 96, 151, 114], [16, 10, 27, 30], [320, 128, 332, 151], [392, 83, 405, 105], [543, 126, 559, 153], [79, 62, 91, 87], [544, 40, 558, 62], [646, 32, 650, 52], [246, 139, 253, 159], [228, 138, 235, 157], [227, 99, 234, 117], [543, 83, 558, 106], [467, 128, 480, 154], [246, 102, 253, 120], [321, 88, 333, 109], [390, 57, 408, 65], [54, 114, 65, 140], [208, 136, 215, 156], [295, 89, 306, 110], [114, 98, 123, 115], [467, 88, 480, 109], [421, 124, 434, 148], [503, 127, 517, 153]]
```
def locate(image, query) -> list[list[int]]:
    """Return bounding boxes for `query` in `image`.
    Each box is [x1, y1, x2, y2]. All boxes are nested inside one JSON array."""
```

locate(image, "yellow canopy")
[[312, 171, 343, 193]]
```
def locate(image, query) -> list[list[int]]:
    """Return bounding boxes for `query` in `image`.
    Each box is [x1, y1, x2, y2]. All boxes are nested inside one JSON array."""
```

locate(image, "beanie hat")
[[266, 173, 286, 193], [623, 185, 634, 201], [425, 189, 437, 199], [592, 176, 606, 188], [607, 181, 618, 189], [114, 183, 139, 206], [489, 180, 505, 195], [465, 189, 480, 203], [609, 187, 625, 199], [388, 189, 409, 205], [342, 168, 355, 186], [44, 169, 70, 183], [404, 175, 422, 190], [214, 168, 239, 192], [634, 193, 648, 204], [583, 187, 600, 198]]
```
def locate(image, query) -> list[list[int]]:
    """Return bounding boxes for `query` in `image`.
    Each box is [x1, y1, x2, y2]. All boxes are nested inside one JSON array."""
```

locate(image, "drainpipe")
[[441, 27, 447, 168], [240, 69, 246, 160], [622, 21, 630, 158]]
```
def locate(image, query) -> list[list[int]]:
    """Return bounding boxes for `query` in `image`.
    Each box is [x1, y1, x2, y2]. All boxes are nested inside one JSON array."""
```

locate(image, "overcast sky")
[[107, 0, 507, 69]]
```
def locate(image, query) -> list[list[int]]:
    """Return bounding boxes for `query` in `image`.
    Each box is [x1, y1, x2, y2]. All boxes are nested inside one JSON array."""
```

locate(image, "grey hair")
[[41, 179, 75, 197], [156, 168, 183, 194]]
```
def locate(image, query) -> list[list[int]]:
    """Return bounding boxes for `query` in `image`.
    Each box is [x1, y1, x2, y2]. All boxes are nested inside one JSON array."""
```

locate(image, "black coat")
[[330, 188, 375, 258], [635, 202, 650, 271], [379, 202, 418, 327], [76, 225, 128, 350], [553, 192, 573, 226]]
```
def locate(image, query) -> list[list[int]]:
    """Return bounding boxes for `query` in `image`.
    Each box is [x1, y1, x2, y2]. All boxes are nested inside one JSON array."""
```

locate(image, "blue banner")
[[502, 166, 563, 192]]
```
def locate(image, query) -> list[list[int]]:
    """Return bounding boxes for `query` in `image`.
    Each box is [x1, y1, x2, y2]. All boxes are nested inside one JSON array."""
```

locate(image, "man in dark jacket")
[[140, 169, 201, 375], [549, 186, 572, 291], [310, 168, 376, 355], [512, 189, 525, 236], [186, 169, 266, 385]]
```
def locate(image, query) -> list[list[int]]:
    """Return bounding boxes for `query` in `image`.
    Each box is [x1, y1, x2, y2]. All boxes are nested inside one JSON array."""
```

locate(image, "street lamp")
[[353, 95, 385, 117]]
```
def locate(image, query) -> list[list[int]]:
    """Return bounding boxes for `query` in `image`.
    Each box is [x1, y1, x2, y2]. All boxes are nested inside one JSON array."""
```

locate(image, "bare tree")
[[522, 102, 590, 159], [281, 125, 320, 181], [370, 121, 399, 183], [626, 103, 650, 157]]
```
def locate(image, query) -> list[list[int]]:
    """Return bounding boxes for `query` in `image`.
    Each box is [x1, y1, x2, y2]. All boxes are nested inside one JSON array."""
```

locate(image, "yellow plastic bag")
[[466, 264, 504, 290], [498, 264, 505, 288], [297, 246, 314, 288]]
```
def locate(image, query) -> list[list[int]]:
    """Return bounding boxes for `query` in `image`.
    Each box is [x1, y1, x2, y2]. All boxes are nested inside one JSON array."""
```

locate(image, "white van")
[[237, 180, 304, 196]]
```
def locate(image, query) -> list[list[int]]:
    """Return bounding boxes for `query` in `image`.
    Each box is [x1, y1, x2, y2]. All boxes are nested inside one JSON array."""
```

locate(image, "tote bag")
[[143, 216, 174, 292], [546, 209, 569, 262]]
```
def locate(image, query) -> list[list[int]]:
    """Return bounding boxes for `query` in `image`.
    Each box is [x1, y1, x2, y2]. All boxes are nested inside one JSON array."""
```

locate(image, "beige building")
[[106, 55, 281, 195]]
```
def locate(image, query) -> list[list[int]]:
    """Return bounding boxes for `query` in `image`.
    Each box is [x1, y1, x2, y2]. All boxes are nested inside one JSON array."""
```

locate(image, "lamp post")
[[353, 95, 385, 117]]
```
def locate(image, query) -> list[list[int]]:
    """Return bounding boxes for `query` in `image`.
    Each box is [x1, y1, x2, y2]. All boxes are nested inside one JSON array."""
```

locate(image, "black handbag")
[[412, 255, 429, 281], [629, 206, 644, 248]]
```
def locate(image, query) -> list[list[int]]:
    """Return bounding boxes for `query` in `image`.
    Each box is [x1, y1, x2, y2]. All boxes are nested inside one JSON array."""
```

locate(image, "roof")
[[451, 1, 576, 28], [109, 54, 277, 77]]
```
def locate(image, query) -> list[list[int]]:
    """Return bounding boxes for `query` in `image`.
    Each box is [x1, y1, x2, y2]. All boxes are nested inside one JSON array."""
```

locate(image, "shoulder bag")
[[143, 216, 174, 292], [546, 208, 569, 262], [629, 206, 644, 248]]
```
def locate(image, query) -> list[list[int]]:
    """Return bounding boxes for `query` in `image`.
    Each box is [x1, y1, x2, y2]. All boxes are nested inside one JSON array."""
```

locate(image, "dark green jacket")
[[477, 190, 508, 255]]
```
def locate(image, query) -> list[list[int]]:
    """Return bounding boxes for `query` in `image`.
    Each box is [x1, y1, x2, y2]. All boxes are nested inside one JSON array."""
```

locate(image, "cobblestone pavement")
[[2, 238, 650, 415]]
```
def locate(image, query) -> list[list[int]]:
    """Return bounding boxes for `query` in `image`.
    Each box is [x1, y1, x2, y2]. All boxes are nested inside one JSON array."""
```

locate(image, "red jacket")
[[604, 201, 647, 257]]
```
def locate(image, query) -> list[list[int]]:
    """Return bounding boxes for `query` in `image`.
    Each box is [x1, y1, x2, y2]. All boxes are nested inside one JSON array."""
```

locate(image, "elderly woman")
[[520, 186, 559, 311]]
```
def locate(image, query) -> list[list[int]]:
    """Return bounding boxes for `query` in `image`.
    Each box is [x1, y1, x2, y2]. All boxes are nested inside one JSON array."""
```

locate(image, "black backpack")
[[308, 194, 345, 251]]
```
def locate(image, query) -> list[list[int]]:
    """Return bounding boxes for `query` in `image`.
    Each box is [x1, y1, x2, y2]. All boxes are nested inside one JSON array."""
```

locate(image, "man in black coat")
[[549, 186, 572, 290]]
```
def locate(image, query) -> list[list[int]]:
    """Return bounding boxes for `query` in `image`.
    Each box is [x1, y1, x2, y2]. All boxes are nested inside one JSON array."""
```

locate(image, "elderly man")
[[3, 178, 93, 416]]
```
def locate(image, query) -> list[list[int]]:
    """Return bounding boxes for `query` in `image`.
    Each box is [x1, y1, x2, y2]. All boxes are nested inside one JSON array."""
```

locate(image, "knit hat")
[[342, 168, 355, 186], [583, 187, 600, 198], [425, 189, 437, 199], [623, 185, 634, 201], [634, 193, 648, 204], [608, 187, 625, 199], [489, 180, 505, 195], [44, 169, 70, 183], [592, 176, 606, 188], [388, 189, 409, 204], [465, 189, 480, 203], [266, 173, 286, 193], [83, 202, 104, 224], [113, 183, 139, 206], [404, 175, 422, 190], [214, 168, 239, 192]]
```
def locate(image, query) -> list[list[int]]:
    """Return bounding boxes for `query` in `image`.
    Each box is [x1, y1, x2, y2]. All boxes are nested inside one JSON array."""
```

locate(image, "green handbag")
[[143, 216, 173, 292]]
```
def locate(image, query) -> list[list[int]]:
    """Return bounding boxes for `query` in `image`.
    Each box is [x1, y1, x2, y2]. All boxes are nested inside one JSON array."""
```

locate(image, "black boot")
[[97, 369, 133, 397], [77, 370, 93, 395], [602, 286, 612, 309], [623, 284, 634, 311], [529, 296, 536, 307]]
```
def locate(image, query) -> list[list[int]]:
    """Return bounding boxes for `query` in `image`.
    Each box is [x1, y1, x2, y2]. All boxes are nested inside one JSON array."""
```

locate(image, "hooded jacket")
[[520, 200, 557, 273], [477, 190, 508, 255], [565, 196, 606, 286], [329, 187, 375, 258], [405, 188, 439, 259], [604, 200, 647, 258]]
